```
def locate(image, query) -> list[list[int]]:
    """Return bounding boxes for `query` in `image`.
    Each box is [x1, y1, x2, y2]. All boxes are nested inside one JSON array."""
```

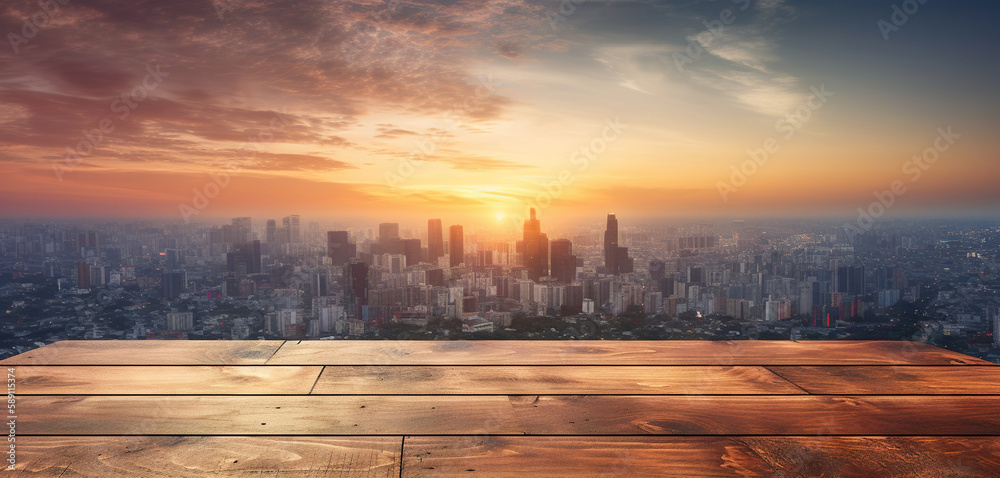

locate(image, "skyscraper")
[[379, 223, 400, 242], [605, 213, 619, 274], [523, 208, 546, 281], [289, 215, 300, 243], [402, 238, 421, 266], [604, 213, 632, 275], [231, 217, 251, 243], [227, 240, 262, 274], [266, 219, 277, 243], [378, 222, 402, 255], [427, 219, 444, 264], [77, 262, 92, 289], [346, 260, 369, 320], [327, 231, 356, 266], [449, 225, 464, 267], [550, 238, 576, 283]]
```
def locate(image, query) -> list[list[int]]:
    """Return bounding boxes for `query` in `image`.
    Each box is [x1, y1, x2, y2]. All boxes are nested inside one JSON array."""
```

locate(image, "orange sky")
[[1, 0, 998, 225]]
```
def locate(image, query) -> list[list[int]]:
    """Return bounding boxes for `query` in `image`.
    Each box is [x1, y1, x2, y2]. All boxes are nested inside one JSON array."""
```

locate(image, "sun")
[[495, 213, 505, 222]]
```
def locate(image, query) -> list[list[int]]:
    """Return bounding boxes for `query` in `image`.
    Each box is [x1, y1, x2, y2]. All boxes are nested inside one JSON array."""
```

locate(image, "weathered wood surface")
[[267, 340, 991, 365], [13, 436, 401, 477], [768, 365, 1000, 394], [16, 395, 521, 435], [17, 395, 1000, 435], [508, 395, 1000, 435], [0, 340, 284, 365], [402, 436, 1000, 477], [4, 340, 997, 476], [312, 366, 806, 395], [14, 366, 324, 395]]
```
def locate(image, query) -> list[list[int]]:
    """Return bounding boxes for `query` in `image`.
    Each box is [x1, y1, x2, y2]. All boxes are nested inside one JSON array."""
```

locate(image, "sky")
[[0, 0, 998, 227]]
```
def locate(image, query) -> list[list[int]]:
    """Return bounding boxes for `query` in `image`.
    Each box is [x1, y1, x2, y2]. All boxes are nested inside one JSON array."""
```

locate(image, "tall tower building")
[[427, 219, 444, 264], [604, 213, 619, 274], [327, 231, 356, 266], [379, 223, 400, 242], [449, 225, 464, 267], [265, 219, 277, 243], [523, 208, 546, 281], [346, 260, 369, 320], [289, 215, 300, 243], [550, 238, 576, 283], [232, 217, 251, 243], [402, 238, 422, 266], [77, 262, 92, 289], [604, 213, 632, 275]]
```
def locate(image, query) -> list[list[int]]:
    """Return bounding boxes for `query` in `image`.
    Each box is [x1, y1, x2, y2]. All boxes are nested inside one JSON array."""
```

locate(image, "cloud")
[[244, 152, 358, 172]]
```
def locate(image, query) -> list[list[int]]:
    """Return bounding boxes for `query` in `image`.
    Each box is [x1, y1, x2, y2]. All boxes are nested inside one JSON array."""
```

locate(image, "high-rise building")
[[327, 231, 356, 266], [266, 219, 277, 243], [288, 215, 300, 243], [427, 219, 444, 264], [227, 240, 261, 274], [550, 238, 576, 283], [402, 238, 421, 266], [604, 213, 633, 274], [605, 214, 618, 273], [449, 225, 464, 267], [77, 262, 92, 289], [523, 208, 547, 281], [346, 260, 369, 320], [161, 271, 186, 300], [231, 217, 251, 243], [379, 223, 400, 242]]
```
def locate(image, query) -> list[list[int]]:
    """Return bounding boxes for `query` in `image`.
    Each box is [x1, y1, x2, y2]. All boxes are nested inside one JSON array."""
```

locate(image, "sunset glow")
[[1, 1, 998, 225]]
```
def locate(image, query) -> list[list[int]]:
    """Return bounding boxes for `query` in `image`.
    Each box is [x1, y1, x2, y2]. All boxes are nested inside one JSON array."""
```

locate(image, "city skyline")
[[1, 1, 998, 222]]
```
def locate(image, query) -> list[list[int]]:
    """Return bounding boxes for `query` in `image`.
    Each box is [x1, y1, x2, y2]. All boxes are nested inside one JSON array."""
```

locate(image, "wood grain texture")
[[16, 395, 1000, 436], [266, 340, 989, 365], [402, 436, 1000, 477], [508, 395, 1000, 435], [0, 340, 285, 365], [312, 366, 807, 395], [768, 366, 1000, 394], [14, 366, 323, 395], [16, 395, 520, 435], [13, 436, 400, 477]]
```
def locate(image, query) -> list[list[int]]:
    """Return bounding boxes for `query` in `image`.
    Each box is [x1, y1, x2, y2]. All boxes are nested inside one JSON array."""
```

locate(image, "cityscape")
[[2, 213, 998, 362]]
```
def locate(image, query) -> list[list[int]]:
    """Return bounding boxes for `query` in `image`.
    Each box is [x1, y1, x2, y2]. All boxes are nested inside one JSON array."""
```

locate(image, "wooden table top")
[[4, 340, 999, 476]]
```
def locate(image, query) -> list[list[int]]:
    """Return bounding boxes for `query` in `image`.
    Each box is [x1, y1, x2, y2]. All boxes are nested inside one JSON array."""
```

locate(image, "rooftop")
[[4, 340, 1000, 476]]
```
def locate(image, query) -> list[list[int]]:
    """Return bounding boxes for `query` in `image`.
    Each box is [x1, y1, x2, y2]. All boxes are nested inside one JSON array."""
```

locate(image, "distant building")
[[427, 219, 444, 265], [166, 312, 193, 331], [449, 225, 464, 267], [327, 231, 356, 266], [550, 238, 576, 283], [604, 213, 633, 274]]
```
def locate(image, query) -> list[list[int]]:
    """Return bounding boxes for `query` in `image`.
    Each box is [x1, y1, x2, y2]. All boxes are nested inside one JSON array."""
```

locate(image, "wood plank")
[[0, 340, 285, 365], [16, 396, 520, 435], [402, 436, 1000, 477], [12, 436, 400, 477], [16, 395, 1000, 435], [13, 366, 324, 395], [312, 366, 807, 395], [508, 395, 1000, 435], [768, 366, 1000, 395], [266, 340, 989, 365]]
